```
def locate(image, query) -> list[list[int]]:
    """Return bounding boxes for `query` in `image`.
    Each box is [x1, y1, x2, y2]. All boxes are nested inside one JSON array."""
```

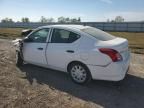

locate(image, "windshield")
[[81, 27, 116, 41]]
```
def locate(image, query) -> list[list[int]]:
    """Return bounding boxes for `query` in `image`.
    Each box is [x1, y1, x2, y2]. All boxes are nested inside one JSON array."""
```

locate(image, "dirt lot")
[[0, 39, 144, 108]]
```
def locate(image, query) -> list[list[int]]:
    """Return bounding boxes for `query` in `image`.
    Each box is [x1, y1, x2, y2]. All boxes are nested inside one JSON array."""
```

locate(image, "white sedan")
[[15, 25, 130, 84]]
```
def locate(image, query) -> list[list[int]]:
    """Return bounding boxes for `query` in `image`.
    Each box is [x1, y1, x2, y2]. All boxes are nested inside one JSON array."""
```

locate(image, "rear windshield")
[[81, 27, 116, 41]]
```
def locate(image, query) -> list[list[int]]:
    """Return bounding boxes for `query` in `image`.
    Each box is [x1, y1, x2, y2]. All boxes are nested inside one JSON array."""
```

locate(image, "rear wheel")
[[68, 63, 92, 84], [16, 51, 23, 67]]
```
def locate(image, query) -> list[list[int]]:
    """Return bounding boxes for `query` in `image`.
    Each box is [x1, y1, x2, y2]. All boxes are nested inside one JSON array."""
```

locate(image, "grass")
[[108, 32, 144, 54], [0, 28, 24, 39], [0, 28, 144, 54], [109, 32, 144, 48]]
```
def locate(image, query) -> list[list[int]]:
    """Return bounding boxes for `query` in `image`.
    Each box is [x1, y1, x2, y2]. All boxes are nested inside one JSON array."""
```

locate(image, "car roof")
[[41, 24, 88, 31]]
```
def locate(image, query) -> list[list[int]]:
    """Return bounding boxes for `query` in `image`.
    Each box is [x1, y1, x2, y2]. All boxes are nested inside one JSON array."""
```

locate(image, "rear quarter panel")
[[76, 35, 112, 66]]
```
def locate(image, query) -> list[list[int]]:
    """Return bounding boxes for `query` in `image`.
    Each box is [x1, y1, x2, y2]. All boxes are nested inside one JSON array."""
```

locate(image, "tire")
[[16, 51, 23, 67], [68, 63, 92, 85]]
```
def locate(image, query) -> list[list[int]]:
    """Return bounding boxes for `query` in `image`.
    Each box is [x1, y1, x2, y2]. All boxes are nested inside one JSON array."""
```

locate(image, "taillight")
[[99, 48, 122, 62]]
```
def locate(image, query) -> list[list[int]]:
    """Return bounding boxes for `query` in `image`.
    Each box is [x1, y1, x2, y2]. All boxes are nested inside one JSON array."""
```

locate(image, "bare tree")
[[107, 19, 110, 22], [1, 18, 14, 23], [107, 16, 124, 22], [47, 18, 55, 23], [40, 16, 55, 23], [58, 17, 66, 23], [115, 16, 124, 22], [57, 17, 81, 23], [21, 17, 30, 23], [78, 17, 81, 22], [65, 17, 70, 22], [40, 16, 48, 23]]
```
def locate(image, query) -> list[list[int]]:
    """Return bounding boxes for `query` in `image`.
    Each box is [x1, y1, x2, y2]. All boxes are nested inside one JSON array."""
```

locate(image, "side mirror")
[[23, 37, 33, 42]]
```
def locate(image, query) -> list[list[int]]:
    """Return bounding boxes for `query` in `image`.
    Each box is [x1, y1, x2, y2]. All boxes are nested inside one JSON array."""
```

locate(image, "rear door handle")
[[66, 50, 74, 53], [37, 48, 43, 50]]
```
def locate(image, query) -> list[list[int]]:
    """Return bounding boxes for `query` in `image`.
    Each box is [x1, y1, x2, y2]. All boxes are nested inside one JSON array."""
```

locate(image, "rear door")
[[46, 28, 80, 71], [23, 28, 50, 66]]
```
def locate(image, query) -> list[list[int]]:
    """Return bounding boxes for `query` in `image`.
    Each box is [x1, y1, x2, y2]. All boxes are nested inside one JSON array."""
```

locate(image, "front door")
[[23, 28, 50, 66]]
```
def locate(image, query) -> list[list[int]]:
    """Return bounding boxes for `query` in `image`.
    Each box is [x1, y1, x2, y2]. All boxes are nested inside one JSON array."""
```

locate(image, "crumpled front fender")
[[12, 38, 23, 52]]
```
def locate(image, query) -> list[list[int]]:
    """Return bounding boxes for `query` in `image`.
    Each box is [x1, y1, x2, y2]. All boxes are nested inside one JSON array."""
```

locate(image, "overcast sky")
[[0, 0, 144, 22]]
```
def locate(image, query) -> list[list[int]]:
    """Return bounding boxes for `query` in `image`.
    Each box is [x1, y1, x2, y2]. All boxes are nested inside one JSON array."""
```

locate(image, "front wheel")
[[16, 51, 23, 67], [68, 63, 92, 84]]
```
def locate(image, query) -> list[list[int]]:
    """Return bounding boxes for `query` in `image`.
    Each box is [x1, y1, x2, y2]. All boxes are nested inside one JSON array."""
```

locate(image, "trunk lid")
[[97, 37, 130, 61]]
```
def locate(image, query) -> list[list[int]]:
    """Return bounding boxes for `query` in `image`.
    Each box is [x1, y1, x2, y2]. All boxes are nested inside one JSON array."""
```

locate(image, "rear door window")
[[51, 28, 80, 43]]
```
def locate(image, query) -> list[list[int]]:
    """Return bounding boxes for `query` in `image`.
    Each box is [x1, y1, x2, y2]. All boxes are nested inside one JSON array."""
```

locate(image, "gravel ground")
[[0, 39, 144, 108]]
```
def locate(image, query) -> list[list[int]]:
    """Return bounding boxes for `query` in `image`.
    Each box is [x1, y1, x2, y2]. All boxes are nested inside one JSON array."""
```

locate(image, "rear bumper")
[[87, 54, 130, 81]]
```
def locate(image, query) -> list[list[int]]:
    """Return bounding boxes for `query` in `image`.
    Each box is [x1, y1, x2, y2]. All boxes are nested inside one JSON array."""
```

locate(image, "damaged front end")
[[12, 29, 33, 59], [12, 29, 33, 51]]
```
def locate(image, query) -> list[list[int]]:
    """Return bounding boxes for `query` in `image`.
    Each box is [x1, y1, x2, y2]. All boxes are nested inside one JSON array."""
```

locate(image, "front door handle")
[[66, 50, 74, 53], [37, 48, 43, 50]]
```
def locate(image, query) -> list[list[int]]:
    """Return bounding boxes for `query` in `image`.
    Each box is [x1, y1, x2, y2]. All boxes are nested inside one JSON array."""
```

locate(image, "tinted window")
[[29, 28, 49, 43], [81, 27, 115, 41], [51, 29, 80, 43]]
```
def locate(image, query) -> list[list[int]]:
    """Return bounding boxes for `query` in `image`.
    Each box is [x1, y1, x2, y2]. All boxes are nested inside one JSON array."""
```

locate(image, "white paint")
[[15, 25, 130, 81]]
